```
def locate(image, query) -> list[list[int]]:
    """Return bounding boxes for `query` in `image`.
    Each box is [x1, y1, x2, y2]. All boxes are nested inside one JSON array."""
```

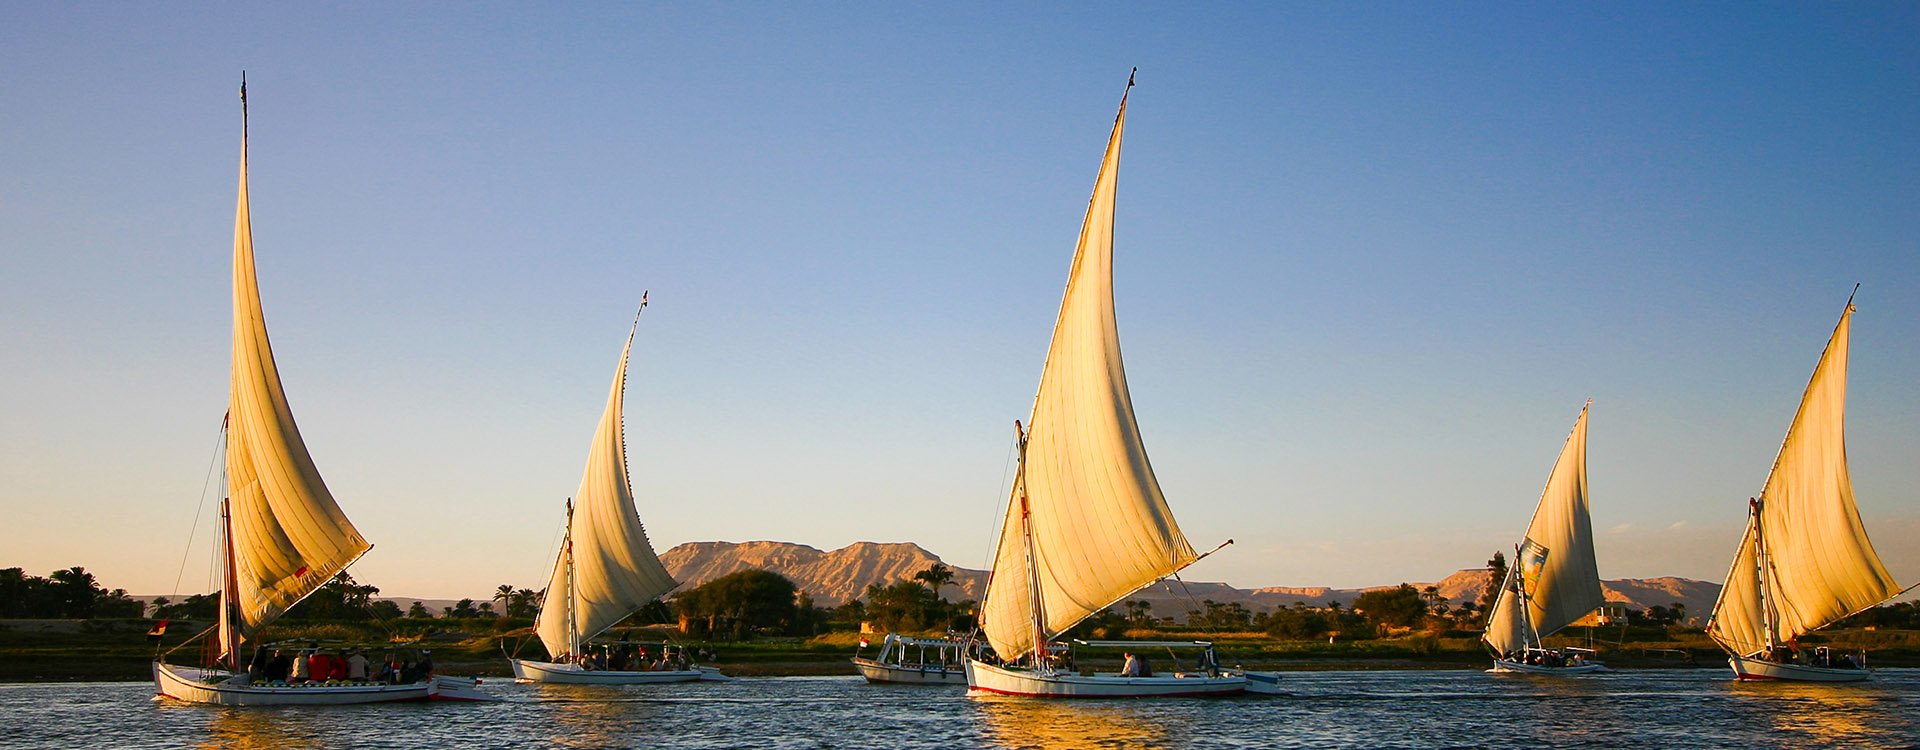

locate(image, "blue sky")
[[3, 3, 1916, 599]]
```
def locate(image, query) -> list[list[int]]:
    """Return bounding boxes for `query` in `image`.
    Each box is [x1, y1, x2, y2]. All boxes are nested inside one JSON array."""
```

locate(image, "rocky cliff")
[[657, 540, 1724, 620]]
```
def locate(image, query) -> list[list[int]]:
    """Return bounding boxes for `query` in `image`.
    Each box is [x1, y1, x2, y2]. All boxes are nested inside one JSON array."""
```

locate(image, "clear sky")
[[3, 3, 1916, 600]]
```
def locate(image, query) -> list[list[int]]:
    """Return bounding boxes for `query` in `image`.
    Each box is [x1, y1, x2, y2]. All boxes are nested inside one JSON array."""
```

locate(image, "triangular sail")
[[1482, 404, 1603, 656], [1707, 302, 1900, 652], [1483, 566, 1530, 655], [980, 80, 1199, 663], [535, 319, 678, 659], [1706, 517, 1769, 656], [222, 89, 371, 658]]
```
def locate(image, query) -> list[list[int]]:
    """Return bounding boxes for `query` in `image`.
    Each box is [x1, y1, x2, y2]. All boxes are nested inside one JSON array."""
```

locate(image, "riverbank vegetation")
[[5, 562, 1918, 681]]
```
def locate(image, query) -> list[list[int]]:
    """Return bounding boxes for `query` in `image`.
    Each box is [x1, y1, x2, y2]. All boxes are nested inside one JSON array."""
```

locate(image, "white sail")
[[1706, 518, 1769, 656], [980, 83, 1199, 663], [1707, 302, 1901, 652], [222, 96, 371, 657], [1482, 404, 1603, 655], [535, 319, 678, 659]]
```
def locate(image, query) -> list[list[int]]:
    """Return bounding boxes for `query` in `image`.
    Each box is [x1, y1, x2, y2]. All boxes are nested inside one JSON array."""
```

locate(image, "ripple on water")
[[3, 669, 1917, 749]]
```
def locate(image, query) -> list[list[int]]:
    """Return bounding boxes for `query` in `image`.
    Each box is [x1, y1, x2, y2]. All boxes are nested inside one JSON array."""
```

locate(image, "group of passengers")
[[1506, 648, 1587, 668], [570, 644, 707, 672], [1757, 644, 1862, 670], [247, 646, 433, 685]]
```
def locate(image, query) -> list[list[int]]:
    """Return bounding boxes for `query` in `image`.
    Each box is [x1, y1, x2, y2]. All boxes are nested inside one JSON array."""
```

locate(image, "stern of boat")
[[429, 674, 498, 701]]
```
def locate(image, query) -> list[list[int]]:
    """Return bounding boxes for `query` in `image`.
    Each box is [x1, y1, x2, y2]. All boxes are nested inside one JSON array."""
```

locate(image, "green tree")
[[406, 601, 432, 619], [1187, 600, 1254, 631], [1124, 600, 1154, 628], [1479, 552, 1508, 614], [861, 580, 947, 633], [673, 570, 799, 640], [1354, 584, 1429, 631], [286, 572, 382, 621], [1261, 603, 1332, 640], [912, 563, 956, 602]]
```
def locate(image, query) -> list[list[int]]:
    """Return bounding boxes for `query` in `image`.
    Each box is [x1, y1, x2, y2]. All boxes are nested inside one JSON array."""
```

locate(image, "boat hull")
[[853, 657, 966, 684], [153, 662, 491, 705], [1489, 659, 1608, 675], [1728, 655, 1870, 682], [1232, 670, 1284, 694], [965, 659, 1245, 698], [509, 658, 726, 684]]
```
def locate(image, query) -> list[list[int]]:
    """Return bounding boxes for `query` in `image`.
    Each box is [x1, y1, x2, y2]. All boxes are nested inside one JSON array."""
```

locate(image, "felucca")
[[153, 79, 490, 705], [508, 302, 727, 684], [1705, 291, 1912, 682], [1482, 402, 1608, 674], [964, 72, 1245, 698]]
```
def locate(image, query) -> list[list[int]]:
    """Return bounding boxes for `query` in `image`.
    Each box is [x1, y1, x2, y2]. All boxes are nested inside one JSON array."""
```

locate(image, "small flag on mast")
[[147, 619, 170, 641]]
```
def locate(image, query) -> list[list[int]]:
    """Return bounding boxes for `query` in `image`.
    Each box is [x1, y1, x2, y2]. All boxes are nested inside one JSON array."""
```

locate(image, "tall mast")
[[564, 497, 578, 660], [218, 495, 240, 670], [1751, 498, 1777, 652], [1513, 543, 1543, 649], [221, 75, 247, 673], [1013, 421, 1048, 667]]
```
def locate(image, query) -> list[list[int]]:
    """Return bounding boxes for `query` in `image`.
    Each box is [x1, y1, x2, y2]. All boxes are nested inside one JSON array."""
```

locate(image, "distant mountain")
[[661, 541, 986, 607], [656, 540, 1723, 621]]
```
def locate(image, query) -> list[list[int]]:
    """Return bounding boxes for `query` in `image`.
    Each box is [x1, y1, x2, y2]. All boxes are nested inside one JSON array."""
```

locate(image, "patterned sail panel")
[[536, 326, 678, 658], [982, 90, 1197, 662], [1754, 306, 1899, 638], [225, 131, 370, 639], [1518, 405, 1604, 640]]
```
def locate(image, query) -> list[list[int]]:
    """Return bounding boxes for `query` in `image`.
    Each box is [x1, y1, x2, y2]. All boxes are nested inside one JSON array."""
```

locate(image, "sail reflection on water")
[[535, 683, 661, 745], [198, 708, 320, 750], [971, 696, 1168, 749], [1730, 682, 1894, 747]]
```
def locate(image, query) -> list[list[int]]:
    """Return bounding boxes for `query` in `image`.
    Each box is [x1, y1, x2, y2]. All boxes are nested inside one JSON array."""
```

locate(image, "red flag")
[[146, 619, 169, 640]]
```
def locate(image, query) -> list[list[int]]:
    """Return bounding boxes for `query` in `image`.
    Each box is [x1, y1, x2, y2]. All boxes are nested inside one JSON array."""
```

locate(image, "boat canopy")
[[1072, 640, 1215, 649]]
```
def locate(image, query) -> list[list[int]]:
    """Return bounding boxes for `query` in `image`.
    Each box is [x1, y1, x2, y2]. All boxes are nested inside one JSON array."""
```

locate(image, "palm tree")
[[494, 584, 514, 614], [913, 563, 955, 602]]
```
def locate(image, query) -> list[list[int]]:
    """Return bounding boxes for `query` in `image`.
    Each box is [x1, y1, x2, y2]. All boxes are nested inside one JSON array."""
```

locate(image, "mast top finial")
[[1127, 67, 1136, 89]]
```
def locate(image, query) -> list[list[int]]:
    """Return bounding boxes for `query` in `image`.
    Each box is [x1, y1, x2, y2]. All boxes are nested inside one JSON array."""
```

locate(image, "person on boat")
[[347, 650, 369, 681], [1121, 652, 1153, 677], [267, 649, 292, 682], [248, 646, 272, 680], [289, 650, 311, 683], [312, 650, 339, 682]]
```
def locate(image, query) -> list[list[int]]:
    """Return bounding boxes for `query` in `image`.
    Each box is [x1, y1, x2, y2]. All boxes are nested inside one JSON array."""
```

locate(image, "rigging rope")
[[167, 419, 226, 604]]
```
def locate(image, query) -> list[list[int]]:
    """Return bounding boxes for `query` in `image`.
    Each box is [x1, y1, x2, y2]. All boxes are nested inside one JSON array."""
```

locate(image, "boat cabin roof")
[[1072, 639, 1215, 649]]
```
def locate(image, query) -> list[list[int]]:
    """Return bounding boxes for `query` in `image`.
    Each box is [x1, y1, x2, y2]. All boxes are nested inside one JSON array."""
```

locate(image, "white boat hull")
[[509, 658, 728, 684], [965, 659, 1245, 698], [1232, 670, 1284, 694], [1489, 659, 1608, 675], [853, 657, 967, 684], [153, 662, 493, 705], [1728, 654, 1871, 682]]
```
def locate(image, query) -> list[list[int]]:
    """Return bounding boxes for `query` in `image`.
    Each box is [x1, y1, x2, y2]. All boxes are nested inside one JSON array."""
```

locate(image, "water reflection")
[[531, 683, 663, 749], [1495, 672, 1623, 745], [972, 695, 1168, 749], [198, 707, 321, 750], [1729, 680, 1899, 746]]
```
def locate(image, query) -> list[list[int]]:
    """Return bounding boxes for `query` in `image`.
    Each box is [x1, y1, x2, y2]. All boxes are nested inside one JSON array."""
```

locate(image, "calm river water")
[[5, 669, 1918, 748]]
